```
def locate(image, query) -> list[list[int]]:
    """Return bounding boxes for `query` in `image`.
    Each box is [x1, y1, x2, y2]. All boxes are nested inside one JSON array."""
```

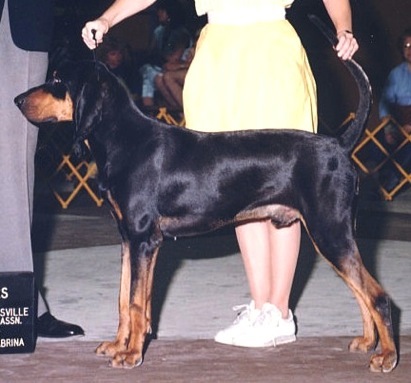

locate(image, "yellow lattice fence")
[[35, 107, 185, 209], [352, 117, 411, 200]]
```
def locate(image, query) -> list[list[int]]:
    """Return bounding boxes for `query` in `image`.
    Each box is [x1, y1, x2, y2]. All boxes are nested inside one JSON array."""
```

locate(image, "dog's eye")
[[51, 70, 62, 84]]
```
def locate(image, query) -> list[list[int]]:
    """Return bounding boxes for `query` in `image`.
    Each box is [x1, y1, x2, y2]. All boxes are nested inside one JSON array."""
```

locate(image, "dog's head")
[[15, 61, 124, 149]]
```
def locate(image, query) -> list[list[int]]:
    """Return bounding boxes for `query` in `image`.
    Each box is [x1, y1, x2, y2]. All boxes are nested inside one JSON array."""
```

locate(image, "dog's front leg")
[[96, 241, 131, 358], [110, 237, 161, 368]]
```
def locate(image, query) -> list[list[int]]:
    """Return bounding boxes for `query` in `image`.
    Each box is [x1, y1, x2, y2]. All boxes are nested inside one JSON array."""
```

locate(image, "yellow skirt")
[[183, 20, 317, 133]]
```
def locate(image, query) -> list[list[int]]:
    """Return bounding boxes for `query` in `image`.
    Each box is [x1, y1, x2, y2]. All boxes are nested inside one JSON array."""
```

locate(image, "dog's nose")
[[14, 94, 26, 109]]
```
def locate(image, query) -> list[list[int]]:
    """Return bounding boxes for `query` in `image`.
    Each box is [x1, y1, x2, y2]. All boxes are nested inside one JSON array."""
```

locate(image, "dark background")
[[51, 0, 411, 134]]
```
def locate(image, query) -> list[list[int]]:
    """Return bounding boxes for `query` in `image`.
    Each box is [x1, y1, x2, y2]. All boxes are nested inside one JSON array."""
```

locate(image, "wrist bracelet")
[[337, 30, 353, 35]]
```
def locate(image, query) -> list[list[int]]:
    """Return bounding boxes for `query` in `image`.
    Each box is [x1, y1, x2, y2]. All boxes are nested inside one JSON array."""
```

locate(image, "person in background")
[[0, 0, 84, 338], [138, 0, 192, 107], [97, 36, 138, 95], [378, 27, 411, 191], [82, 0, 358, 348], [155, 33, 196, 109]]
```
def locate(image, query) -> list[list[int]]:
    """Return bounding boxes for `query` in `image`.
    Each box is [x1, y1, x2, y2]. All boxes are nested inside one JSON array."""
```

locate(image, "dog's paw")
[[369, 351, 398, 373], [110, 350, 143, 369], [348, 336, 376, 353], [95, 340, 125, 358]]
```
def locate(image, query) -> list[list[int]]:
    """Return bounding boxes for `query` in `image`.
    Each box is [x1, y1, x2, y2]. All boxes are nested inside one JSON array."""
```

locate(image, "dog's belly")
[[235, 204, 301, 226], [159, 204, 301, 237]]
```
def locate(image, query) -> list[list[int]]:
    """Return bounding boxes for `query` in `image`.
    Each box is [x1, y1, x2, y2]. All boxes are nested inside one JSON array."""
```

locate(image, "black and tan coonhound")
[[15, 20, 397, 373]]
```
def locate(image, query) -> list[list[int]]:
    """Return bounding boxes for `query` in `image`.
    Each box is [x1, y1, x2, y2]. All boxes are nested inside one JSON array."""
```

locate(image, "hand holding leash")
[[82, 18, 109, 49]]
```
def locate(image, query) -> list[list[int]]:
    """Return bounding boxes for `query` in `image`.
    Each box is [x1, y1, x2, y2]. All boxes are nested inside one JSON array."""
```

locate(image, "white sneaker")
[[214, 301, 264, 347], [261, 303, 296, 346], [214, 301, 296, 348]]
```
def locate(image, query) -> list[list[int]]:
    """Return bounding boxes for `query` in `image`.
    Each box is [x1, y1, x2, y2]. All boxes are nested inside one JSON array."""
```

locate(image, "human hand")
[[335, 30, 359, 60], [82, 18, 110, 49]]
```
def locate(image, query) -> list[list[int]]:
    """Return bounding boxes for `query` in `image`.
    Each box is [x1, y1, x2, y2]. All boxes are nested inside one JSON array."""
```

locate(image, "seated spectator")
[[97, 37, 138, 95], [139, 0, 192, 108], [378, 27, 411, 190], [155, 38, 195, 109]]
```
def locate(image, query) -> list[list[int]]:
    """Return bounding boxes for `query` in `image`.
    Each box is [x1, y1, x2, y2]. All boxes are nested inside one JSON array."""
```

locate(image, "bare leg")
[[235, 221, 271, 309], [163, 69, 187, 109], [235, 220, 300, 318], [268, 221, 300, 318], [154, 74, 180, 109]]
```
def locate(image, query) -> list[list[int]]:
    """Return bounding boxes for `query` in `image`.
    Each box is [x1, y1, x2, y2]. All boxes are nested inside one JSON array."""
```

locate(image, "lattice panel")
[[35, 108, 185, 209], [35, 124, 103, 209], [352, 117, 411, 200]]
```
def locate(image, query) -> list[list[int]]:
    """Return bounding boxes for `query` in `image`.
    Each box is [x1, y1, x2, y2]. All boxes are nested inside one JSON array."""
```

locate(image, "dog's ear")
[[72, 64, 113, 157], [74, 79, 104, 142]]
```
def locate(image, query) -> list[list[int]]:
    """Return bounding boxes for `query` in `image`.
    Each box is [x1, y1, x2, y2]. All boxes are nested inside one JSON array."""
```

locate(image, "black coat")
[[0, 0, 54, 52]]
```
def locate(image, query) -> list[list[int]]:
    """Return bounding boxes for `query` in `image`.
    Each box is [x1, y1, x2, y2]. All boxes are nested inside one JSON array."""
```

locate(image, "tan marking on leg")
[[106, 190, 123, 221], [326, 247, 396, 372], [117, 247, 159, 368], [302, 218, 397, 373], [144, 247, 160, 335], [96, 241, 131, 358], [344, 265, 397, 373], [348, 288, 376, 352]]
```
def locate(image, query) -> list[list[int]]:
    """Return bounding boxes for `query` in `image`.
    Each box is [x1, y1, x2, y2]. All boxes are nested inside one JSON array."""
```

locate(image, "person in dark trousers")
[[0, 0, 84, 338]]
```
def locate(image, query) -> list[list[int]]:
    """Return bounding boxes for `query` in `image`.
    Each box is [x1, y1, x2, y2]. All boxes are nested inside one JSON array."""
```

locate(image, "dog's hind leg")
[[305, 217, 397, 373], [338, 246, 397, 372], [346, 285, 376, 351]]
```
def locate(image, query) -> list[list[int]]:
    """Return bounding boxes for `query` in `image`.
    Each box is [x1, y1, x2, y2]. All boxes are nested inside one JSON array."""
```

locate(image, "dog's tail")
[[309, 15, 372, 153]]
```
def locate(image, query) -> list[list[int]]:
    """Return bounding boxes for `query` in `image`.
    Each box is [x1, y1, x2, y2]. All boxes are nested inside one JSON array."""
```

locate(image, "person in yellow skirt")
[[83, 0, 358, 347]]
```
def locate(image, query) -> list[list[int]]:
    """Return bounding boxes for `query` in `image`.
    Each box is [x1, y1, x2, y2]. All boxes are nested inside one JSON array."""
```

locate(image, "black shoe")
[[37, 312, 85, 338]]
